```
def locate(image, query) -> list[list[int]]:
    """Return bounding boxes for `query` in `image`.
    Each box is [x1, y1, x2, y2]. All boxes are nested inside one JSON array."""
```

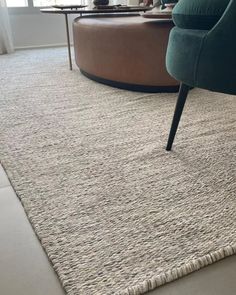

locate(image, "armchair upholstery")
[[172, 0, 230, 30], [165, 0, 236, 150]]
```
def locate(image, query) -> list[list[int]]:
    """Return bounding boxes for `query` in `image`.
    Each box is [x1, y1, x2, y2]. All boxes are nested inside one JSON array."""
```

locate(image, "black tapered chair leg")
[[166, 83, 190, 151]]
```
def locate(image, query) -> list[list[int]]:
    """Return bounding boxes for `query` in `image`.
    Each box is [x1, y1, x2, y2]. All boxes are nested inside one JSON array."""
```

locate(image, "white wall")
[[9, 9, 75, 49], [8, 0, 128, 49]]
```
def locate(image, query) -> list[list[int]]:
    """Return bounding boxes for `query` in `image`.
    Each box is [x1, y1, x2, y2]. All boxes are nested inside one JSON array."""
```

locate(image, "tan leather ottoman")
[[73, 15, 179, 92]]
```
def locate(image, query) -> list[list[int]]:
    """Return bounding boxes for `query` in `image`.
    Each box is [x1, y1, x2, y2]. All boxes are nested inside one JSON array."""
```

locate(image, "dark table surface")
[[40, 6, 151, 14]]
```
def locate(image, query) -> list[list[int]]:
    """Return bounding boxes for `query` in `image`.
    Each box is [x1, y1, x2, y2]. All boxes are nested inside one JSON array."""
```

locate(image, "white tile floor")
[[0, 163, 235, 295], [0, 165, 11, 188], [0, 164, 65, 295]]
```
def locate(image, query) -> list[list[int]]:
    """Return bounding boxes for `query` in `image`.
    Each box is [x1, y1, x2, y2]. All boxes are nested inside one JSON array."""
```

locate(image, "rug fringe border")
[[120, 245, 236, 295]]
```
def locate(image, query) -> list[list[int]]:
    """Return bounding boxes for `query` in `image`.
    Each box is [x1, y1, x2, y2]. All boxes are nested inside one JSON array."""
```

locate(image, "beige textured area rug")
[[0, 48, 236, 295]]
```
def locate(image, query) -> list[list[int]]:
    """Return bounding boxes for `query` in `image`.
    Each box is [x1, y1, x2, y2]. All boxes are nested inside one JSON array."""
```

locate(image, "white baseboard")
[[15, 43, 73, 50]]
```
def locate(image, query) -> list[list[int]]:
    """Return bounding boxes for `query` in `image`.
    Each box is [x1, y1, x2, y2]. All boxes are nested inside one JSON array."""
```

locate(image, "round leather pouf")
[[73, 15, 179, 92]]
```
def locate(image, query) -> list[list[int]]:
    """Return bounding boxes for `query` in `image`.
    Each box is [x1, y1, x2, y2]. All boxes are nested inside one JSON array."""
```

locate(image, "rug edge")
[[121, 245, 236, 295], [1, 162, 235, 295]]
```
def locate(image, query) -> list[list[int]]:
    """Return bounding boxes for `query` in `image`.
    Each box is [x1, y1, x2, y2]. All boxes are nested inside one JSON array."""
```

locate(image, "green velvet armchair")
[[165, 0, 236, 150]]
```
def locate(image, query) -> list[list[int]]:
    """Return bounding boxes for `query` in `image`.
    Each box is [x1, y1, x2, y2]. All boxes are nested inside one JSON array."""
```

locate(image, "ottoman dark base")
[[81, 69, 179, 93], [73, 16, 179, 92]]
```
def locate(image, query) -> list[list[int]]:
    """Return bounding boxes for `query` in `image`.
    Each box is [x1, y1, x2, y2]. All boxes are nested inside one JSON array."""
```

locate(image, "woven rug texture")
[[0, 48, 236, 295]]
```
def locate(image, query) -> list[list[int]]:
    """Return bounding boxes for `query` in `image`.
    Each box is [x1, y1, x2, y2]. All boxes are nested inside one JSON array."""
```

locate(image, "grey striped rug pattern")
[[0, 48, 236, 295]]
